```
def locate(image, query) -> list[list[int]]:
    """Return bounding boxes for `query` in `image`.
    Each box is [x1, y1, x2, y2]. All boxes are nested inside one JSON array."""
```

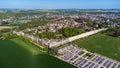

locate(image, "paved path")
[[49, 28, 107, 47], [0, 26, 15, 31], [14, 28, 107, 48]]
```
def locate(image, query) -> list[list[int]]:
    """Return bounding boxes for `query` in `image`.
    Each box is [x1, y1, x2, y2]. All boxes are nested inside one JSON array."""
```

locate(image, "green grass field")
[[37, 10, 58, 12], [74, 33, 120, 61], [0, 38, 76, 68]]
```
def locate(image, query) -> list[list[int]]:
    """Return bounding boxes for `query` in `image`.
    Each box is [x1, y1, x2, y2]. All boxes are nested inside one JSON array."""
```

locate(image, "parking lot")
[[58, 44, 120, 68]]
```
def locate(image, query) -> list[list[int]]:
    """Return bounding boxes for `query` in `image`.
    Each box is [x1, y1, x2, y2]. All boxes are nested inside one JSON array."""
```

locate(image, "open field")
[[74, 33, 120, 61], [0, 38, 76, 68], [37, 10, 58, 12]]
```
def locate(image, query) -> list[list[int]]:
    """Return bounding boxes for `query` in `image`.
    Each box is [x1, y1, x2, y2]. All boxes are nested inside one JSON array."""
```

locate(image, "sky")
[[0, 0, 120, 9]]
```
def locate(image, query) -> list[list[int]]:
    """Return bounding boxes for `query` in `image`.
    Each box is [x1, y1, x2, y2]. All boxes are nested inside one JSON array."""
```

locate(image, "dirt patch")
[[0, 26, 14, 30]]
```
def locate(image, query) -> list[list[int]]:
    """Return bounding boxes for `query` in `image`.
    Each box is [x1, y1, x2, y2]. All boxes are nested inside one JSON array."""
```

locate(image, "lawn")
[[74, 33, 120, 61], [0, 38, 76, 68]]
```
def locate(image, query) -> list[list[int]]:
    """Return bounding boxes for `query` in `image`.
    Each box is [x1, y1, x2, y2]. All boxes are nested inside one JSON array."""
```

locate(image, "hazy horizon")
[[0, 0, 120, 9]]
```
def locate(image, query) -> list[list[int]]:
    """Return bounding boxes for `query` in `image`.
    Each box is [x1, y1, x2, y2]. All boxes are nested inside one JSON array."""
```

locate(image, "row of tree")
[[105, 27, 120, 37]]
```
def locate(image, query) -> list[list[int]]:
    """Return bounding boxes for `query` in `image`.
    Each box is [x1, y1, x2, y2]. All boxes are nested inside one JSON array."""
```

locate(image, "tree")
[[57, 27, 83, 38], [106, 27, 120, 37]]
